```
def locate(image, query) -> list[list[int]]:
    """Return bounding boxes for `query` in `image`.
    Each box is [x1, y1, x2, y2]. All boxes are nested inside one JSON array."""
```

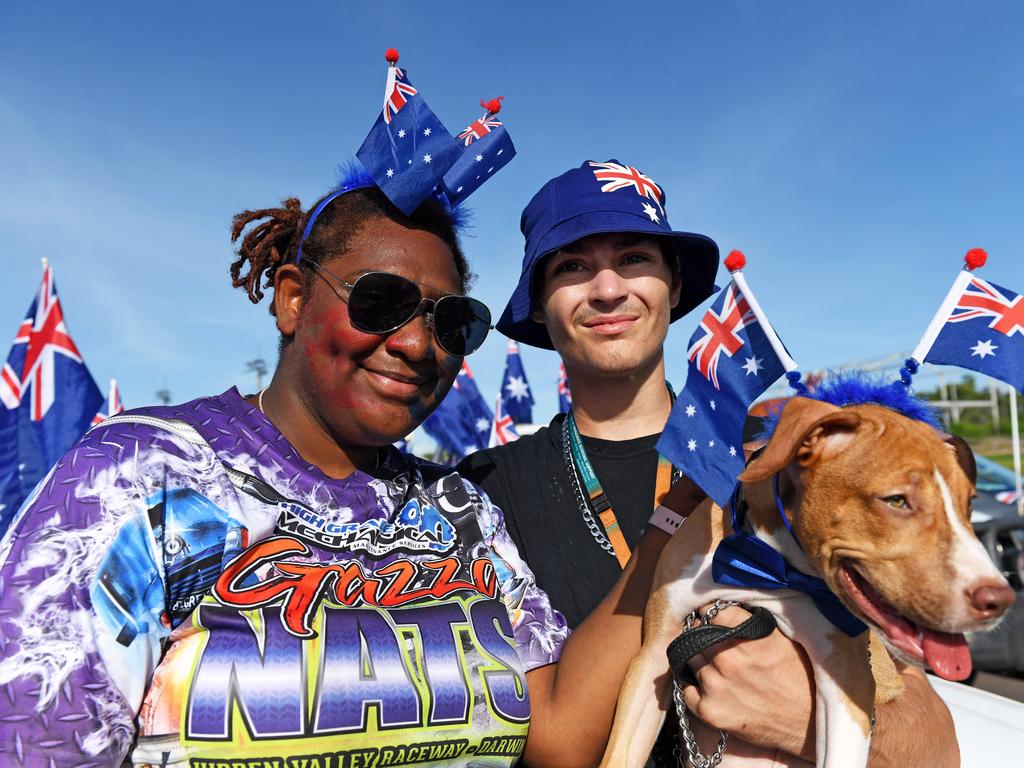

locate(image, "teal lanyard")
[[564, 382, 678, 568]]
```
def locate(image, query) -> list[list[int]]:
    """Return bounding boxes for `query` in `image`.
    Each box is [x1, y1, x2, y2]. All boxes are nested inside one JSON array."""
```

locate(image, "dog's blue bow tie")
[[712, 482, 868, 638]]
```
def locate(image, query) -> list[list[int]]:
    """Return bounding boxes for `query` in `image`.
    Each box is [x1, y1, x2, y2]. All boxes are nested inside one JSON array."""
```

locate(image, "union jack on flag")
[[383, 68, 418, 124], [489, 394, 520, 447], [946, 276, 1024, 337], [687, 283, 755, 390], [0, 318, 30, 410], [558, 362, 572, 413], [92, 378, 125, 426], [588, 161, 664, 206], [458, 115, 502, 146], [20, 265, 88, 421]]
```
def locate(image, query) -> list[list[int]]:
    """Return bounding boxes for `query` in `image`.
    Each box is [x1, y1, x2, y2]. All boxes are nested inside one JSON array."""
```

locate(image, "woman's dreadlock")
[[229, 187, 471, 317]]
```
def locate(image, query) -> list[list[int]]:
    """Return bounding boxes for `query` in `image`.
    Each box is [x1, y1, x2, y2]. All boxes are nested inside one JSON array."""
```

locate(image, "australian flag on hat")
[[441, 97, 517, 208], [657, 251, 799, 506], [357, 49, 463, 215], [0, 261, 103, 533], [908, 249, 1024, 393], [500, 340, 534, 424]]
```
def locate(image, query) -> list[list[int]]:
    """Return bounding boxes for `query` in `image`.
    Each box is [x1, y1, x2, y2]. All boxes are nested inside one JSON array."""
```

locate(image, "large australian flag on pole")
[[910, 251, 1024, 393], [500, 340, 534, 424], [0, 263, 103, 533], [658, 253, 796, 506], [422, 362, 494, 460], [357, 65, 462, 215]]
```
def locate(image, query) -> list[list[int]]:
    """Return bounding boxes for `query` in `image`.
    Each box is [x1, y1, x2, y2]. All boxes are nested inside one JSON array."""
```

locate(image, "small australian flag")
[[658, 280, 789, 506], [441, 113, 516, 208], [357, 67, 462, 215], [917, 271, 1024, 393]]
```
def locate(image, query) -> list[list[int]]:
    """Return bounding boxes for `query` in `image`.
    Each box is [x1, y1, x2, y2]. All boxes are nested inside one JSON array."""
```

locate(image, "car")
[[968, 454, 1024, 677]]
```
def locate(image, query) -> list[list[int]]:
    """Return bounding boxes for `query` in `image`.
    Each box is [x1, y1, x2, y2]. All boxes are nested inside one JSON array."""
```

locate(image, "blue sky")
[[3, 2, 1023, 435]]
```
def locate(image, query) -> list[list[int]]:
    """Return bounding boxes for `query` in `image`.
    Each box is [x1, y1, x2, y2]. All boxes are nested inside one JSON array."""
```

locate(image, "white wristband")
[[648, 504, 685, 535]]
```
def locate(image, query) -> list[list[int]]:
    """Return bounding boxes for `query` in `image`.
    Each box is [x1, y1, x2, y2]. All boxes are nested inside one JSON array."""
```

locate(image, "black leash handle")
[[666, 606, 778, 686]]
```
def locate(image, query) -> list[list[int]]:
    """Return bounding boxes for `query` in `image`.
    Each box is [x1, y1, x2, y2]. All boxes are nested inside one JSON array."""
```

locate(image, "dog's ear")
[[740, 397, 862, 483], [944, 434, 977, 485]]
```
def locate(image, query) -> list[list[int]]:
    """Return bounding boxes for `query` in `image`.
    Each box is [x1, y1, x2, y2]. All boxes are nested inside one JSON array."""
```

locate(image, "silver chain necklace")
[[561, 412, 683, 559], [562, 417, 618, 557]]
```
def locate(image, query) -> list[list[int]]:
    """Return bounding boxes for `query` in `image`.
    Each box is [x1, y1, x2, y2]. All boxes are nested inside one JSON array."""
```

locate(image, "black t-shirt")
[[458, 412, 660, 629]]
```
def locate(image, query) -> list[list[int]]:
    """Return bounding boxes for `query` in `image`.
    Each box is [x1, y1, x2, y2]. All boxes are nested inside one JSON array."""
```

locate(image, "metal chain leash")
[[561, 418, 618, 557], [671, 600, 739, 768]]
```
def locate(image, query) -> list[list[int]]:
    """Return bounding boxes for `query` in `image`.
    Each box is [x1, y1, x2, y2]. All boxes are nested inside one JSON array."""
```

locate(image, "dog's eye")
[[883, 495, 908, 509]]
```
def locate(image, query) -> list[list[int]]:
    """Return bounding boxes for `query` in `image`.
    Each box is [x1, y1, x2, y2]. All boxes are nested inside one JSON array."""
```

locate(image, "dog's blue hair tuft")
[[759, 370, 943, 439], [332, 159, 473, 234]]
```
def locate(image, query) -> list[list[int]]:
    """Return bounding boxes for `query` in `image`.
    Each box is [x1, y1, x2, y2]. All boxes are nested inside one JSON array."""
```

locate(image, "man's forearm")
[[523, 527, 669, 768], [868, 666, 958, 768]]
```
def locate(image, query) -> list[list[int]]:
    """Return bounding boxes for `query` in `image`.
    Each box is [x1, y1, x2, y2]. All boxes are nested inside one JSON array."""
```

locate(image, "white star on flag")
[[475, 418, 490, 433], [497, 149, 504, 155], [397, 129, 406, 138], [708, 440, 715, 448], [687, 439, 697, 451], [685, 404, 696, 417], [386, 168, 394, 178], [742, 355, 763, 376], [505, 376, 530, 401], [423, 154, 432, 164], [456, 186, 463, 193], [641, 202, 660, 223], [475, 154, 483, 162], [729, 446, 737, 457], [971, 339, 998, 358], [710, 399, 717, 410], [423, 127, 432, 136]]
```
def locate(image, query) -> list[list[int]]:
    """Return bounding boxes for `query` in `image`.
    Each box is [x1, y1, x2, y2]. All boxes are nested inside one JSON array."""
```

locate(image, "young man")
[[459, 159, 957, 764]]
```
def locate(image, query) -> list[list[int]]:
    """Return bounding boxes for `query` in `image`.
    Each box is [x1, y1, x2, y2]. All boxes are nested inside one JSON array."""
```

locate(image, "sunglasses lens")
[[347, 273, 422, 333], [433, 296, 491, 356]]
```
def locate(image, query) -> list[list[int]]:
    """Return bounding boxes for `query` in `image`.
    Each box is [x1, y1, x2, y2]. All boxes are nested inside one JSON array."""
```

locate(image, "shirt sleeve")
[[0, 422, 210, 767], [469, 478, 571, 673]]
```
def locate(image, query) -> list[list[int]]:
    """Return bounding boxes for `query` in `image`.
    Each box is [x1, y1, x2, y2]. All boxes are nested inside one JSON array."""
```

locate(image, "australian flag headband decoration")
[[296, 48, 517, 264]]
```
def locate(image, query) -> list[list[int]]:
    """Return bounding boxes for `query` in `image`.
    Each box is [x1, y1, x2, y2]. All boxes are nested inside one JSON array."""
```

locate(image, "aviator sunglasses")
[[307, 262, 493, 356]]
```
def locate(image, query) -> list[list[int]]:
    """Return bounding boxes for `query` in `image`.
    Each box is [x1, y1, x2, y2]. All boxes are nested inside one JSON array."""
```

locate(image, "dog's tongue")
[[922, 629, 972, 681]]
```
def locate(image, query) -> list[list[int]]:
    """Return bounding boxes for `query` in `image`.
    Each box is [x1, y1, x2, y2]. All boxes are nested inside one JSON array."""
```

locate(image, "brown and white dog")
[[601, 395, 1016, 768]]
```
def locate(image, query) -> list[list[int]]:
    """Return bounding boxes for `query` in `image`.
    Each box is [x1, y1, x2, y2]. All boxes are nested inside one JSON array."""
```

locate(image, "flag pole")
[[727, 252, 799, 373], [1010, 385, 1023, 518]]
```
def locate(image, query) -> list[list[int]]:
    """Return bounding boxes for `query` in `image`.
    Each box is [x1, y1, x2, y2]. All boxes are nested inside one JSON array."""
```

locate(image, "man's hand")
[[682, 603, 816, 761]]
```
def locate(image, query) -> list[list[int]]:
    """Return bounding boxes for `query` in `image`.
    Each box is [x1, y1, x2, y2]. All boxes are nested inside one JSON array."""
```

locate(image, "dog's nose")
[[967, 582, 1016, 620]]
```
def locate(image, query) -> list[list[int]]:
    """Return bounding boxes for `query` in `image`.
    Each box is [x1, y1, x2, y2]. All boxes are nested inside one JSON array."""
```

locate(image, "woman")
[[0, 172, 676, 767]]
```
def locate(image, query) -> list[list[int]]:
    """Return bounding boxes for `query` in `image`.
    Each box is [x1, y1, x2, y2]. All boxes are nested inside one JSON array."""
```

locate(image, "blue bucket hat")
[[496, 159, 720, 350]]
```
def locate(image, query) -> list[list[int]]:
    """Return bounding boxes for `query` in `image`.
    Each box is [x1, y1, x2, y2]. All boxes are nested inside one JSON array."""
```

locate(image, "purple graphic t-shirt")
[[0, 388, 569, 767]]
